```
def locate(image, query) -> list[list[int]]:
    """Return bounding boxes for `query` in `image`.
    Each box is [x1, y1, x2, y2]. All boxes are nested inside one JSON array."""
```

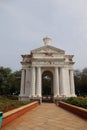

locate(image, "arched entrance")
[[42, 71, 53, 102]]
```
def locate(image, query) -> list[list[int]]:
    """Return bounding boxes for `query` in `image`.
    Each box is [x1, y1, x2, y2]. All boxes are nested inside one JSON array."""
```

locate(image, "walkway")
[[1, 103, 87, 130]]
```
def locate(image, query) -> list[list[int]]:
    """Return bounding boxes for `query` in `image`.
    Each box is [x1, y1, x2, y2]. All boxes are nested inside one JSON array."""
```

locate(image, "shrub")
[[63, 97, 87, 109]]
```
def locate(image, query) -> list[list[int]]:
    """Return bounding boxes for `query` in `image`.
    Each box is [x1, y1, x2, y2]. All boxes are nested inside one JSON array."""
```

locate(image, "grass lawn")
[[0, 97, 31, 112]]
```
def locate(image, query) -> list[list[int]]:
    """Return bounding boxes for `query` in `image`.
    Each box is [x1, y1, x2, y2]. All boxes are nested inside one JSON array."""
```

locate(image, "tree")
[[80, 68, 87, 96], [42, 75, 53, 95], [74, 68, 87, 96], [9, 70, 21, 95], [0, 66, 21, 96], [0, 67, 12, 95], [74, 69, 82, 96]]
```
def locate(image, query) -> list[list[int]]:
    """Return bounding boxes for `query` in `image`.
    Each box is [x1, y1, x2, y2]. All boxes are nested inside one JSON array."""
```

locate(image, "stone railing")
[[2, 101, 39, 127], [59, 101, 87, 119]]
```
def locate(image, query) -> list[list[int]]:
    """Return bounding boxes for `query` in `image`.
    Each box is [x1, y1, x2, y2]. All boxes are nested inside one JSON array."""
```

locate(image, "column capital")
[[69, 69, 74, 71], [36, 66, 41, 68], [21, 68, 25, 71], [31, 66, 35, 68], [25, 68, 29, 70], [54, 67, 58, 69]]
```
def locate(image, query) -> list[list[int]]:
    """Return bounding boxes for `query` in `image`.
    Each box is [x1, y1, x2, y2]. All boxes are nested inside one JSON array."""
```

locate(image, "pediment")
[[31, 45, 65, 54]]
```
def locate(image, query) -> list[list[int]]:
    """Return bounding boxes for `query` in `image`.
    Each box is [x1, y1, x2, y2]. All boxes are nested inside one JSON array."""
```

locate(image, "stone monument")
[[19, 37, 76, 102]]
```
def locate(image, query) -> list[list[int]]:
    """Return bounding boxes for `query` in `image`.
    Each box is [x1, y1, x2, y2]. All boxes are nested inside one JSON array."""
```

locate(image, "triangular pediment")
[[31, 45, 65, 54]]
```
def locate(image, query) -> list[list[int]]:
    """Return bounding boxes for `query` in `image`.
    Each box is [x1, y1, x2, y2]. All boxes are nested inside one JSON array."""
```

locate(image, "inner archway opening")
[[42, 71, 53, 102]]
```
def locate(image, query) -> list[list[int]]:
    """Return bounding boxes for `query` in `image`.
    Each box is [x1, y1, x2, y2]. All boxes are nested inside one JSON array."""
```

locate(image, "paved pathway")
[[1, 103, 87, 130]]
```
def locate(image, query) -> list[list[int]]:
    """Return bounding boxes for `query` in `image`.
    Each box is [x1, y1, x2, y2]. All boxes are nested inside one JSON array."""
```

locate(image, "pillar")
[[60, 67, 66, 96], [54, 67, 59, 97], [70, 70, 75, 96], [36, 67, 41, 97], [20, 69, 25, 96], [25, 68, 30, 96], [31, 67, 36, 97], [65, 68, 71, 96]]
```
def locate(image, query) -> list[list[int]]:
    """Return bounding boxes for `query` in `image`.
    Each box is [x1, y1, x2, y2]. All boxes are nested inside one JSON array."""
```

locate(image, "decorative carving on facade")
[[31, 45, 65, 54], [32, 61, 64, 66], [19, 37, 76, 102]]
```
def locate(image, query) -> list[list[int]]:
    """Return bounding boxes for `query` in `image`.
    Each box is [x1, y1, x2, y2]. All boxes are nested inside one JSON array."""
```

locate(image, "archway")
[[42, 71, 53, 102]]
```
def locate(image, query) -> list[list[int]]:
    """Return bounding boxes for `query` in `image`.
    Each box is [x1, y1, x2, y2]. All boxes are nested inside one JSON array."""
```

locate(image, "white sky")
[[0, 0, 87, 71]]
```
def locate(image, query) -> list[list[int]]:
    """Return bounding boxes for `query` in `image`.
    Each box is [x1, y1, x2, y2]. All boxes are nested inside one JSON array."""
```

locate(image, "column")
[[36, 67, 41, 97], [70, 70, 75, 96], [60, 67, 66, 96], [65, 68, 71, 96], [31, 67, 36, 97], [54, 67, 59, 97], [20, 69, 25, 96], [25, 68, 30, 96]]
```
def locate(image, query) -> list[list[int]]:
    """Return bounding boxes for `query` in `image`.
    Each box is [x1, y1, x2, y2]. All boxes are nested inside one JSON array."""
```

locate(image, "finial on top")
[[43, 37, 52, 46]]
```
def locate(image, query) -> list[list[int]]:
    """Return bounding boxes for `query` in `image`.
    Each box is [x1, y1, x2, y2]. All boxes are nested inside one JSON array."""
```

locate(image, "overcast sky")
[[0, 0, 87, 71]]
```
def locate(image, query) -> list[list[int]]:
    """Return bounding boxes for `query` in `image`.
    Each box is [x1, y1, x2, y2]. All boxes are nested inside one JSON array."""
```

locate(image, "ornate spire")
[[43, 37, 52, 46]]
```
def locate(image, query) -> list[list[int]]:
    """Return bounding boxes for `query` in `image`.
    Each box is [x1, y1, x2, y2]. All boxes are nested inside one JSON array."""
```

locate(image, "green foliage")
[[42, 75, 53, 95], [0, 66, 21, 95], [0, 97, 30, 112], [64, 97, 87, 109], [0, 66, 87, 97], [74, 68, 87, 96]]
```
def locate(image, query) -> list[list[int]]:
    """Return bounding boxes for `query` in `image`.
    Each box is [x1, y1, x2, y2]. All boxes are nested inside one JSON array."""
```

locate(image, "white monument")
[[19, 37, 76, 102]]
